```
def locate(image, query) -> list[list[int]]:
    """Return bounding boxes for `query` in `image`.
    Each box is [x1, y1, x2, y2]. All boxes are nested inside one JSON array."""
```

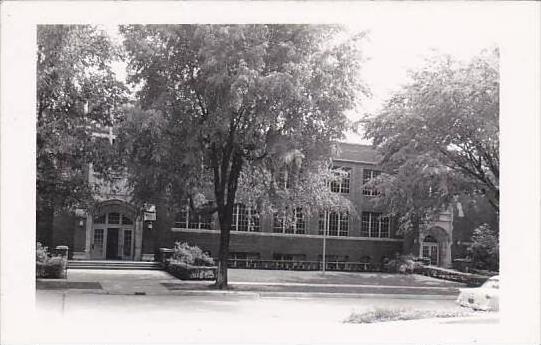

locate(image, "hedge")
[[166, 261, 217, 280]]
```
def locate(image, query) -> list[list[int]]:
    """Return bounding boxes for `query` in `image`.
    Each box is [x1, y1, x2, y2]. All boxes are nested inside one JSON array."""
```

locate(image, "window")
[[108, 212, 120, 224], [273, 208, 305, 234], [174, 202, 213, 230], [122, 215, 133, 225], [319, 211, 349, 237], [330, 167, 351, 194], [273, 253, 306, 261], [231, 204, 260, 232], [276, 169, 291, 190], [93, 214, 106, 224], [93, 229, 104, 247], [362, 169, 381, 196], [360, 212, 390, 238]]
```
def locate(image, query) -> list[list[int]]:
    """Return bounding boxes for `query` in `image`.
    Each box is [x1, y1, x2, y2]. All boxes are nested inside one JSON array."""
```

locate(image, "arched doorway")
[[420, 226, 452, 267], [421, 235, 439, 266], [87, 200, 140, 260]]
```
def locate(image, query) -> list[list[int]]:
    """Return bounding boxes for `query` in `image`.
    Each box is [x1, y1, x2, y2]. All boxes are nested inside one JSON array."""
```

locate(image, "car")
[[457, 275, 499, 311]]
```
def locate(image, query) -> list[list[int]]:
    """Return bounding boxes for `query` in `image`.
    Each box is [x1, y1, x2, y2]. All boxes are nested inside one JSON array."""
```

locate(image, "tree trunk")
[[215, 204, 233, 289]]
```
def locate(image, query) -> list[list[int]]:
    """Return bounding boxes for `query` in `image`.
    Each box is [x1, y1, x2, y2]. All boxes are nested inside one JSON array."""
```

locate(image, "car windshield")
[[482, 278, 499, 289]]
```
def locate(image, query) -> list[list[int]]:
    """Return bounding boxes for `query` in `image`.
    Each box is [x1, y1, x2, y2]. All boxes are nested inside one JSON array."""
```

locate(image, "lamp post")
[[322, 211, 327, 274]]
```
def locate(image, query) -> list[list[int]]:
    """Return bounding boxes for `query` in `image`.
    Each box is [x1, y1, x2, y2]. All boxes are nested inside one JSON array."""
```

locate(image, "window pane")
[[94, 214, 106, 224], [369, 213, 380, 237], [108, 212, 120, 224], [175, 206, 188, 228], [328, 212, 339, 236], [121, 215, 133, 225], [380, 216, 390, 237], [339, 212, 349, 236], [360, 212, 370, 237]]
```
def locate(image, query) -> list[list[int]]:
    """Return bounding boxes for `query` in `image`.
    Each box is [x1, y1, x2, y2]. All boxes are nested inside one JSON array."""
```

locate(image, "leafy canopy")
[[37, 25, 127, 213], [362, 49, 499, 234], [119, 25, 366, 214]]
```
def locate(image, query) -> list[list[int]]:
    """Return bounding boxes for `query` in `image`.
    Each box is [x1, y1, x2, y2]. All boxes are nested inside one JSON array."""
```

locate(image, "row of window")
[[174, 204, 391, 238], [330, 167, 381, 195]]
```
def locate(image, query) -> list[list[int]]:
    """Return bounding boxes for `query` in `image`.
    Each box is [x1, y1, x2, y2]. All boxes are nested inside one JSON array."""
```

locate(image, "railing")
[[227, 258, 375, 272]]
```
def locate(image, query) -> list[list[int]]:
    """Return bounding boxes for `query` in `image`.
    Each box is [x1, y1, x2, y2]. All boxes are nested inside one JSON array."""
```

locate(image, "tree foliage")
[[362, 49, 499, 238], [119, 24, 366, 288], [468, 223, 499, 271], [37, 25, 127, 244]]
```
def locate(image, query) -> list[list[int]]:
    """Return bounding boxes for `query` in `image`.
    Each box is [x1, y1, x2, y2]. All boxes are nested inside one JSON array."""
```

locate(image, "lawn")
[[226, 269, 465, 288]]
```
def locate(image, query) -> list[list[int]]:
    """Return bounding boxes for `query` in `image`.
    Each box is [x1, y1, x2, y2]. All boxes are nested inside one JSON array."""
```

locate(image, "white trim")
[[169, 227, 403, 242]]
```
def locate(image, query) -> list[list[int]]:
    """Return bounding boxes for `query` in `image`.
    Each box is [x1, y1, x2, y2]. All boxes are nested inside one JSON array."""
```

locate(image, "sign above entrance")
[[143, 203, 156, 222]]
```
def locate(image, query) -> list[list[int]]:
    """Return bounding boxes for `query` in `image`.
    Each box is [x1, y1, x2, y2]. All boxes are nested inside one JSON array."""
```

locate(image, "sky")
[[104, 21, 498, 144]]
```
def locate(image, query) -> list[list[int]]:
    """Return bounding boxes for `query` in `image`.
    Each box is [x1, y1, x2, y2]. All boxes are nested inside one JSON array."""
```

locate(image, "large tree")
[[37, 25, 127, 246], [120, 24, 365, 288], [362, 49, 499, 244]]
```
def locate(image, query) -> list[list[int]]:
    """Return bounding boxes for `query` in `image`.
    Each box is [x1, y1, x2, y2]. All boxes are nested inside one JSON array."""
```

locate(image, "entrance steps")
[[68, 260, 163, 270]]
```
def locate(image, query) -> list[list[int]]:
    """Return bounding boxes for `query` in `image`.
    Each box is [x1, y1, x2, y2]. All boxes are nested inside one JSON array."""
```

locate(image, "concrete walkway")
[[36, 268, 464, 298]]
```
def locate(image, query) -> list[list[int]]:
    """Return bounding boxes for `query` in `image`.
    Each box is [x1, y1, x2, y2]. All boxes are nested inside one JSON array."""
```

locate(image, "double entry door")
[[91, 227, 134, 260], [421, 242, 439, 266]]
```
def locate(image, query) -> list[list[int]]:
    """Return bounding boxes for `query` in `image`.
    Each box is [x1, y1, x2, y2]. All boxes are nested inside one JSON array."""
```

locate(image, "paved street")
[[35, 291, 499, 344]]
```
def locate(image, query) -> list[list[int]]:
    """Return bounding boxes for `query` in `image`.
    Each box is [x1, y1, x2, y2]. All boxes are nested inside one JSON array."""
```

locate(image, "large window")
[[362, 169, 381, 196], [273, 208, 305, 234], [319, 211, 349, 237], [360, 212, 390, 238], [231, 204, 260, 232], [174, 202, 213, 230], [330, 166, 351, 194]]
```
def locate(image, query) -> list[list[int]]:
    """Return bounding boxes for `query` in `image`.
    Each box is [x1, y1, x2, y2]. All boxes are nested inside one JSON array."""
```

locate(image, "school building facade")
[[45, 141, 465, 268]]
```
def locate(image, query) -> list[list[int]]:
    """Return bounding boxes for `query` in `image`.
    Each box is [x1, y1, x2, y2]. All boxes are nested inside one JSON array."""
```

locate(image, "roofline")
[[332, 158, 378, 165]]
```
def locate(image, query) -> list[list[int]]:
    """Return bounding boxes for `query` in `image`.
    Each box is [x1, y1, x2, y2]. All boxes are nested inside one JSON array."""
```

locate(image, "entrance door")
[[121, 228, 134, 260], [422, 243, 439, 266], [90, 228, 105, 259], [106, 228, 120, 260]]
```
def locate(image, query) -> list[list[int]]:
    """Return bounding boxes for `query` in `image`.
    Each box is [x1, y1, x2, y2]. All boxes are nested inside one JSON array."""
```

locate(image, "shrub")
[[383, 254, 424, 274], [36, 242, 48, 262], [172, 242, 214, 266], [36, 242, 67, 279], [167, 261, 216, 280], [468, 224, 499, 271]]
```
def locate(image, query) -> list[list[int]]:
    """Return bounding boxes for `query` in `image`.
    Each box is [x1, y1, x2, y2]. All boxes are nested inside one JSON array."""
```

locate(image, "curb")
[[40, 289, 457, 300]]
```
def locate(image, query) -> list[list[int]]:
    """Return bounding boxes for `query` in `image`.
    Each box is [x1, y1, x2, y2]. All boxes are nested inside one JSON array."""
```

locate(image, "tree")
[[468, 223, 499, 271], [37, 25, 127, 246], [363, 49, 499, 213], [119, 24, 365, 288], [361, 50, 499, 248]]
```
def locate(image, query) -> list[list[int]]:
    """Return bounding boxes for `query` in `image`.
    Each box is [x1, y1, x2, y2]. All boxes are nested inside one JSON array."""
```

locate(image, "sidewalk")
[[36, 268, 464, 298]]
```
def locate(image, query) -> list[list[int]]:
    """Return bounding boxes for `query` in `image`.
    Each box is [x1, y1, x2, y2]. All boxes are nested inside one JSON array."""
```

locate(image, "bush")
[[383, 254, 424, 274], [172, 242, 214, 266], [167, 261, 216, 280], [468, 224, 499, 271], [36, 242, 67, 279]]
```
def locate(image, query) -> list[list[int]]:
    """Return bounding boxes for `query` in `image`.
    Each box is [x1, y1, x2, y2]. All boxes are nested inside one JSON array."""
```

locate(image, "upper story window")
[[276, 169, 291, 190], [362, 169, 381, 196], [360, 212, 390, 238], [273, 207, 305, 234], [330, 166, 351, 194], [231, 203, 260, 232], [174, 201, 213, 230], [319, 211, 349, 237]]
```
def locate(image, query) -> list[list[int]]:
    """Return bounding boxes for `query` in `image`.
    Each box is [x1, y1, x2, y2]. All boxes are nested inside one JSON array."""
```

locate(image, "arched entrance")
[[421, 235, 439, 266], [85, 200, 142, 260], [420, 226, 452, 267]]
